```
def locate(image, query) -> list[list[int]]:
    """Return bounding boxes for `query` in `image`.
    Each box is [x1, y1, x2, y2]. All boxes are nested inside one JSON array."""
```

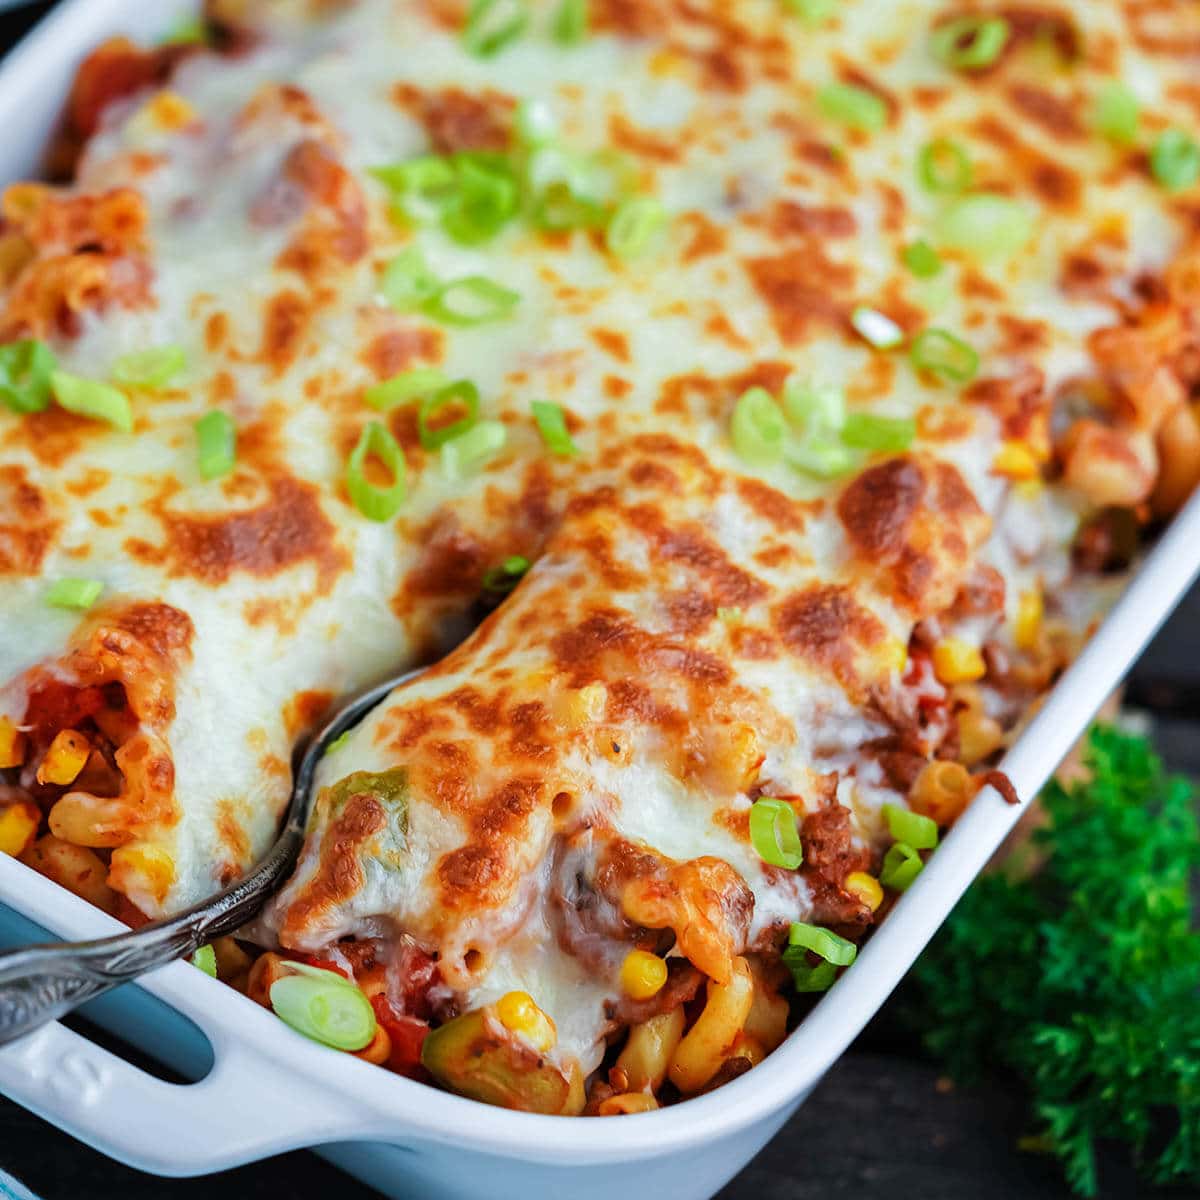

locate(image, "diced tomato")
[[23, 681, 107, 740], [297, 953, 351, 981], [371, 994, 431, 1081], [113, 894, 151, 930], [396, 944, 439, 1020]]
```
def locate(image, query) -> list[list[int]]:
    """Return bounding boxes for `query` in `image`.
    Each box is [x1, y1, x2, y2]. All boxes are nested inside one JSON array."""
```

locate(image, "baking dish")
[[2, 2, 1200, 1197]]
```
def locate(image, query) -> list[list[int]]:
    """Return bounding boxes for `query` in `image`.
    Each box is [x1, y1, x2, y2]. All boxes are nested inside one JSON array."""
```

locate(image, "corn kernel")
[[1015, 478, 1044, 501], [0, 802, 40, 858], [1014, 587, 1044, 652], [844, 871, 884, 912], [137, 90, 197, 133], [956, 709, 1005, 766], [496, 991, 556, 1053], [0, 716, 26, 769], [932, 638, 986, 685], [35, 729, 90, 786], [109, 842, 175, 905], [878, 638, 908, 675], [991, 440, 1041, 481], [620, 950, 669, 1001]]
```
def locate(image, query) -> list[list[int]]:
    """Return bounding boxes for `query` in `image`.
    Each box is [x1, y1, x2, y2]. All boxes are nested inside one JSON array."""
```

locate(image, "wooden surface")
[[2, 3, 1200, 1197]]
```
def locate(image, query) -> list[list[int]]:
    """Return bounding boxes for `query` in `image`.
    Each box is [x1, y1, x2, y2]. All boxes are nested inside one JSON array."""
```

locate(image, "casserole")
[[2, 1, 1200, 1196]]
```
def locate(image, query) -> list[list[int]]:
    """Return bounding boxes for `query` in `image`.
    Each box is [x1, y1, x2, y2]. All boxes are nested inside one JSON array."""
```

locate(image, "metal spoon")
[[0, 669, 421, 1045]]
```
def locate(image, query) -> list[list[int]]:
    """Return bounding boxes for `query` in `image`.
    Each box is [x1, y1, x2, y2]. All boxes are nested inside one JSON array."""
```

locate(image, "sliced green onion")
[[606, 196, 667, 261], [850, 305, 905, 349], [516, 99, 558, 146], [936, 193, 1032, 261], [380, 247, 442, 311], [910, 328, 979, 384], [345, 421, 407, 522], [418, 379, 480, 449], [0, 339, 56, 414], [269, 966, 376, 1051], [783, 0, 837, 27], [1093, 82, 1139, 146], [787, 921, 859, 967], [840, 412, 916, 452], [1150, 129, 1200, 193], [162, 16, 208, 45], [482, 554, 530, 593], [531, 399, 578, 456], [533, 183, 608, 232], [552, 0, 588, 45], [883, 803, 939, 850], [51, 371, 132, 432], [526, 146, 609, 231], [324, 730, 351, 757], [902, 239, 943, 278], [782, 379, 845, 433], [749, 798, 804, 870], [931, 15, 1010, 70], [441, 154, 521, 245], [785, 436, 858, 479], [441, 418, 507, 480], [917, 137, 972, 194], [371, 156, 457, 225], [817, 82, 888, 132], [463, 0, 530, 57], [46, 578, 104, 610], [422, 276, 521, 326], [880, 841, 924, 891], [191, 945, 217, 977], [731, 387, 787, 466], [365, 367, 450, 412], [111, 345, 186, 389], [786, 959, 838, 993], [195, 410, 237, 480], [718, 606, 742, 624]]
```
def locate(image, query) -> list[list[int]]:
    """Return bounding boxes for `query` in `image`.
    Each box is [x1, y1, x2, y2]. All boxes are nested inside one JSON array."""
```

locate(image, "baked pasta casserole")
[[2, 0, 1199, 1113]]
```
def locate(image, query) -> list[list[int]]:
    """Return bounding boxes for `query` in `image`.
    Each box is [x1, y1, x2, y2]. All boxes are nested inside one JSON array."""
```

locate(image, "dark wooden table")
[[2, 3, 1199, 1196]]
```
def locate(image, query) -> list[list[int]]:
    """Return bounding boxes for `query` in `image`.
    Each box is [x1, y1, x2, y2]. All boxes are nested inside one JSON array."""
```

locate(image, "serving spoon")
[[0, 669, 422, 1046]]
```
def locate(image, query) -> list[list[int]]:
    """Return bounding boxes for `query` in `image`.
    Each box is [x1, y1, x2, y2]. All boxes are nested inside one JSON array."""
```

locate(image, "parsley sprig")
[[910, 725, 1200, 1197]]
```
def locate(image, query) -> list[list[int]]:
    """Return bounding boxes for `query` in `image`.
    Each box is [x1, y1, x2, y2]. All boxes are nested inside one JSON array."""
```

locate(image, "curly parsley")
[[909, 725, 1200, 1197]]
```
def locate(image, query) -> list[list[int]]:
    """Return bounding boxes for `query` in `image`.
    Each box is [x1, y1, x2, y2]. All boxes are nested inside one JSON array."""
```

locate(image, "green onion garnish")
[[785, 437, 858, 479], [441, 154, 521, 245], [718, 606, 742, 624], [1150, 129, 1200, 193], [371, 155, 458, 225], [606, 196, 668, 261], [195, 410, 237, 480], [883, 803, 939, 850], [46, 578, 104, 611], [533, 183, 608, 232], [462, 0, 529, 57], [191, 944, 217, 977], [423, 276, 521, 326], [880, 841, 924, 891], [380, 247, 442, 312], [788, 921, 859, 966], [365, 367, 450, 412], [441, 419, 507, 480], [531, 399, 578, 456], [1093, 82, 1139, 146], [917, 137, 972, 194], [902, 239, 943, 278], [909, 328, 979, 384], [783, 0, 836, 26], [162, 16, 207, 45], [936, 193, 1032, 261], [817, 82, 888, 132], [51, 371, 133, 432], [841, 412, 916, 452], [345, 421, 407, 522], [324, 730, 351, 757], [783, 379, 845, 433], [0, 339, 56, 414], [850, 305, 904, 349], [749, 798, 804, 870], [552, 0, 588, 45], [418, 379, 480, 449], [731, 387, 787, 466], [515, 99, 558, 147], [482, 554, 530, 593], [111, 345, 186, 389], [931, 15, 1010, 70], [269, 963, 376, 1052]]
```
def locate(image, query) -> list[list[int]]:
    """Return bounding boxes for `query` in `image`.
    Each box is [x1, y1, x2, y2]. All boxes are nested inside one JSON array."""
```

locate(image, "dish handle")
[[0, 1015, 376, 1175]]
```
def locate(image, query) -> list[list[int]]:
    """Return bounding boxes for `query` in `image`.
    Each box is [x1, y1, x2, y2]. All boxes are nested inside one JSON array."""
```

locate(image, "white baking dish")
[[1, 3, 1199, 1197]]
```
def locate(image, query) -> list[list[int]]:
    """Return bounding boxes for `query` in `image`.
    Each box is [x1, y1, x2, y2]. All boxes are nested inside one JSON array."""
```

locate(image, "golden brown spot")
[[1007, 84, 1083, 140], [591, 328, 631, 363], [735, 478, 809, 534], [259, 289, 312, 377], [284, 690, 334, 740], [0, 465, 58, 575], [608, 113, 681, 163], [746, 248, 854, 344], [215, 799, 251, 866], [392, 83, 515, 153], [773, 585, 887, 692]]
